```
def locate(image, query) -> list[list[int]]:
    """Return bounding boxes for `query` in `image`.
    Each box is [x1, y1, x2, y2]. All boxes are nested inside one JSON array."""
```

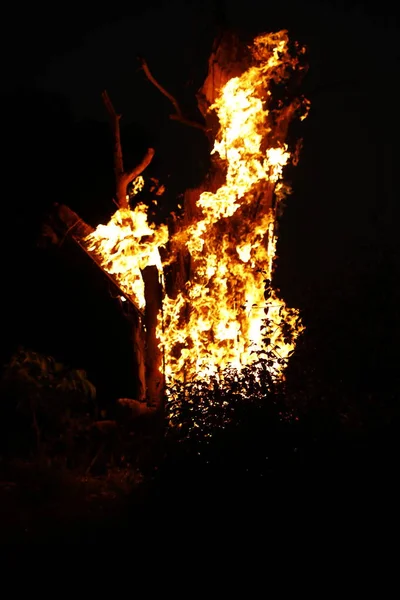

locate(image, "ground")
[[2, 419, 400, 544], [0, 460, 143, 543]]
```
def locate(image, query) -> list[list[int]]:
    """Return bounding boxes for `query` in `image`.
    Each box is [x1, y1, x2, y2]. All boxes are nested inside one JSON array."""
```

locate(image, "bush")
[[0, 348, 96, 460]]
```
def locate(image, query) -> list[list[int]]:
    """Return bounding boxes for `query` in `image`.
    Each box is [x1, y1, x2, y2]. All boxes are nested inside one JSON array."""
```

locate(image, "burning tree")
[[45, 30, 309, 425]]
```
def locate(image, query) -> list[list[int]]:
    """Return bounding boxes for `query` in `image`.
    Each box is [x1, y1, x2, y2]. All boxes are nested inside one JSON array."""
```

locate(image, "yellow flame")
[[85, 30, 308, 391], [86, 203, 168, 310], [130, 175, 144, 196], [158, 31, 307, 382]]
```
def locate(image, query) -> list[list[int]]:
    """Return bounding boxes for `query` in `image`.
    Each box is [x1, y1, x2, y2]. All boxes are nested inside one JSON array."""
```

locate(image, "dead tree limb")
[[139, 58, 207, 132], [102, 90, 155, 209]]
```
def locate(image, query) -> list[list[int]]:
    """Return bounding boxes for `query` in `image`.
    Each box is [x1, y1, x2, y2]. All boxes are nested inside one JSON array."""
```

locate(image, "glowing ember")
[[86, 30, 308, 392]]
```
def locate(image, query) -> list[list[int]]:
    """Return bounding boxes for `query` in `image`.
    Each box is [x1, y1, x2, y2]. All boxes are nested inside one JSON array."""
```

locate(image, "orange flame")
[[86, 203, 168, 310], [159, 31, 307, 382], [86, 30, 308, 389]]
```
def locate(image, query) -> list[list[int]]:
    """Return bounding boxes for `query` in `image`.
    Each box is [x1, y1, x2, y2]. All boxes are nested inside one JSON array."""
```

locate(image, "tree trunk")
[[142, 265, 164, 408], [166, 32, 251, 298], [132, 310, 146, 402]]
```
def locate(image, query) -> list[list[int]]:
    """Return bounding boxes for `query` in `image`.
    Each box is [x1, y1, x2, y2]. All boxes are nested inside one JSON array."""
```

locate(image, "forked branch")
[[139, 58, 207, 132], [123, 148, 155, 186], [102, 90, 155, 209], [102, 90, 124, 179]]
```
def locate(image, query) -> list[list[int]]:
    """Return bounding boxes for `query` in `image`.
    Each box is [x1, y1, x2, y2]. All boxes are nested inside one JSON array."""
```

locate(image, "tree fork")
[[101, 90, 155, 208]]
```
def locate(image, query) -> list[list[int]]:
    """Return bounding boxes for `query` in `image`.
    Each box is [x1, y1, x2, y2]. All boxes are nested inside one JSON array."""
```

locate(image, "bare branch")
[[102, 90, 154, 209], [139, 57, 207, 132], [119, 147, 155, 200], [140, 58, 182, 116], [170, 113, 208, 131], [123, 147, 155, 184], [101, 89, 121, 121], [102, 89, 124, 181]]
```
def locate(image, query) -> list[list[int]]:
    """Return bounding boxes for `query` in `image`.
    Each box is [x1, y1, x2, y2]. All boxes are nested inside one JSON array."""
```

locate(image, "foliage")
[[165, 274, 300, 440], [152, 272, 307, 501], [156, 358, 300, 508], [167, 361, 285, 438], [3, 347, 96, 400], [0, 348, 97, 459]]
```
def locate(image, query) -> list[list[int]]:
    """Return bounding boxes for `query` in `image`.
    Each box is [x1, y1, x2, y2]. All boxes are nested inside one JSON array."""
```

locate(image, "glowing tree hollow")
[[86, 30, 309, 394]]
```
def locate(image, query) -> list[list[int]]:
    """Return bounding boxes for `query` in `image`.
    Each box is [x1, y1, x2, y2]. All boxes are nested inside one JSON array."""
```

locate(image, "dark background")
[[0, 0, 398, 415]]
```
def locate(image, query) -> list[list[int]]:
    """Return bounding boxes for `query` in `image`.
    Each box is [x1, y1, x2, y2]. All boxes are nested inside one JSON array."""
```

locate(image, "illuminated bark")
[[142, 265, 164, 407], [101, 90, 154, 208]]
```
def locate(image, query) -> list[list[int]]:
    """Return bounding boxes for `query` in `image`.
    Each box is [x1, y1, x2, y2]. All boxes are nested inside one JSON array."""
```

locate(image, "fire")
[[86, 31, 308, 392], [86, 203, 168, 310], [159, 31, 307, 382]]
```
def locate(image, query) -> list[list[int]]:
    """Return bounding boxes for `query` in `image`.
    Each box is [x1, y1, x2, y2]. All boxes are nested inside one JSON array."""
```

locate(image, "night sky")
[[1, 0, 399, 406]]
